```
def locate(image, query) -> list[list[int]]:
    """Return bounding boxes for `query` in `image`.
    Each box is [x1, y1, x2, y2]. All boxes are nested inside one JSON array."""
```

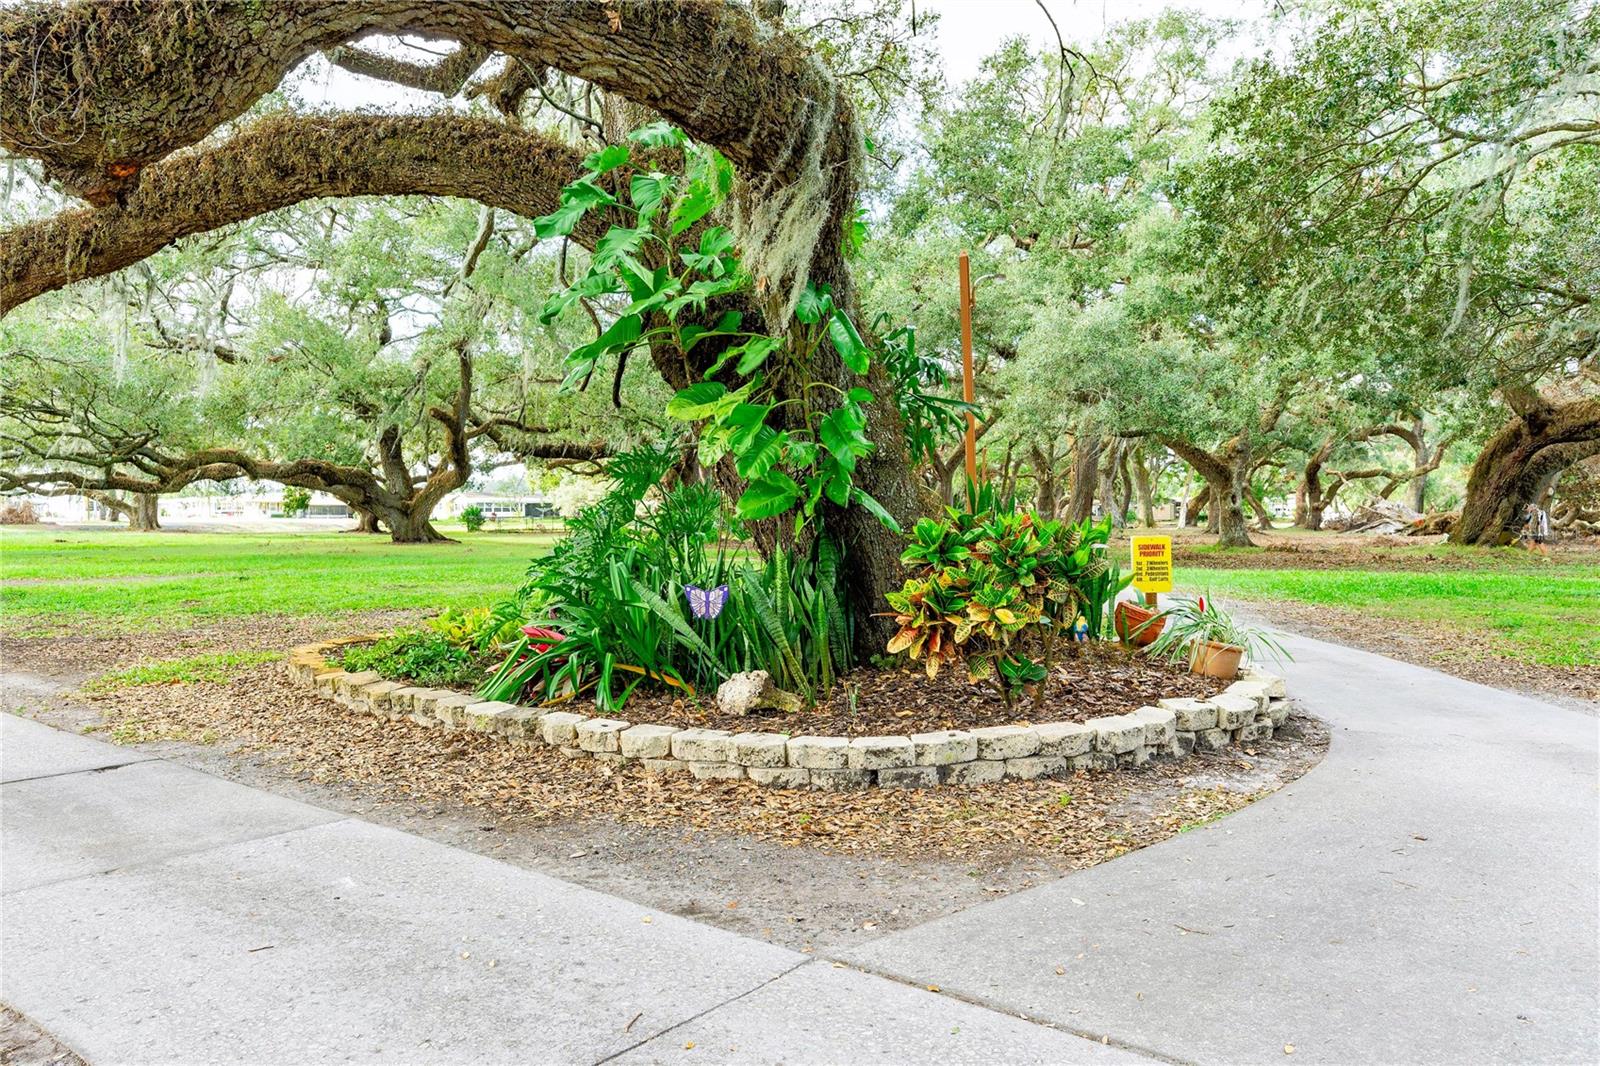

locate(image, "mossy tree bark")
[[1, 0, 921, 645], [1452, 396, 1600, 545]]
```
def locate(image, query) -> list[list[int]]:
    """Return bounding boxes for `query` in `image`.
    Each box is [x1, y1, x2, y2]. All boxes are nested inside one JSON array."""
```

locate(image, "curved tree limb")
[[1, 114, 590, 313]]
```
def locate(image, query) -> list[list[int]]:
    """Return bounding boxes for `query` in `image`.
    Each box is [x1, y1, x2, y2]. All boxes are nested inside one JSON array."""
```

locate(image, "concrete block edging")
[[287, 641, 1292, 791]]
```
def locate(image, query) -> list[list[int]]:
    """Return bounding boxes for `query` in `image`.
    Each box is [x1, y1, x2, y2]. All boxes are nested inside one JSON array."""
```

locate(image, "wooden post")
[[959, 250, 977, 484]]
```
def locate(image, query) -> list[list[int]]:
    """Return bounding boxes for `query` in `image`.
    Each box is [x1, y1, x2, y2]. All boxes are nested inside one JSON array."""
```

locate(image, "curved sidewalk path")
[[3, 630, 1597, 1064], [841, 632, 1600, 1064]]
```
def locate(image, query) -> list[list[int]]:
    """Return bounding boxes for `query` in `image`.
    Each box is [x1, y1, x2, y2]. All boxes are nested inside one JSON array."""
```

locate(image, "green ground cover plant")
[[83, 650, 284, 691]]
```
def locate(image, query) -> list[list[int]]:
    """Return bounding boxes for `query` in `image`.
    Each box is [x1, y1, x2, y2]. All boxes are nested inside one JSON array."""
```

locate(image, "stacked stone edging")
[[287, 640, 1292, 791]]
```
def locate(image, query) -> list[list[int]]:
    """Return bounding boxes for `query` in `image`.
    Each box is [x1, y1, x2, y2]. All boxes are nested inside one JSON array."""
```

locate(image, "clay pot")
[[1115, 601, 1166, 646], [1189, 639, 1244, 679]]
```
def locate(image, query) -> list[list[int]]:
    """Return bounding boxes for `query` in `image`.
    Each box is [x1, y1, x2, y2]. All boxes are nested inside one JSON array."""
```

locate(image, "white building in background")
[[16, 485, 561, 526], [439, 490, 558, 521]]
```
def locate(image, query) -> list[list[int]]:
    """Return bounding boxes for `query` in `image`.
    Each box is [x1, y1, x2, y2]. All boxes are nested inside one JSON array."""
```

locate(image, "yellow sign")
[[1130, 535, 1173, 593]]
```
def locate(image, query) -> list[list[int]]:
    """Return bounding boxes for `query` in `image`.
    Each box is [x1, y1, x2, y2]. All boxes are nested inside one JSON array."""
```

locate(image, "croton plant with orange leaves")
[[884, 502, 1115, 709]]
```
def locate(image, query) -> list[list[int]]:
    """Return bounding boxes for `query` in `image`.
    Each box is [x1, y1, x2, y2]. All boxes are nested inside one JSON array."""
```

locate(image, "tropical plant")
[[427, 605, 521, 653], [885, 496, 1120, 709], [460, 505, 486, 532], [533, 123, 899, 541], [1142, 595, 1291, 667], [477, 445, 853, 710]]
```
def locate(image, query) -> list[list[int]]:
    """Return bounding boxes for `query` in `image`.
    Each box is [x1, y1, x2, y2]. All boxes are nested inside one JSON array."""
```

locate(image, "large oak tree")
[[0, 0, 923, 646]]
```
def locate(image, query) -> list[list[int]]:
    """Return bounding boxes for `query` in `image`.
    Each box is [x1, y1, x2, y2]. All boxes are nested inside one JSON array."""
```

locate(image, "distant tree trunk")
[[1452, 396, 1600, 545], [131, 492, 160, 531], [1030, 444, 1058, 518], [1066, 434, 1102, 522], [1298, 434, 1337, 530], [1115, 447, 1134, 525], [1133, 457, 1156, 527], [1166, 435, 1255, 548], [349, 506, 381, 534], [1097, 438, 1129, 527], [85, 490, 160, 531], [1247, 487, 1274, 531], [1183, 486, 1208, 527]]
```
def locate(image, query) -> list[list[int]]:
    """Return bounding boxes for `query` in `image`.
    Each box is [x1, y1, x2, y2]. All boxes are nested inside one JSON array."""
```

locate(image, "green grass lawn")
[[1188, 565, 1600, 668], [3, 526, 1595, 670], [0, 528, 552, 631]]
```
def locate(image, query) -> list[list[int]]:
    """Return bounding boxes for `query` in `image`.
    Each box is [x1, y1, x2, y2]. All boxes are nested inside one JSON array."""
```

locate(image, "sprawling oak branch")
[[1, 114, 588, 312], [0, 0, 848, 204]]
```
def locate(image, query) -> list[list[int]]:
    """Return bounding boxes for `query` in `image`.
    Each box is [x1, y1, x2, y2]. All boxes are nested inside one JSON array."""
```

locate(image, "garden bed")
[[621, 644, 1225, 735], [290, 637, 1292, 793]]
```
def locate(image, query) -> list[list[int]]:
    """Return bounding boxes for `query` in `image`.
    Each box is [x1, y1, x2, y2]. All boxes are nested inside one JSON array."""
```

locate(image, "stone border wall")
[[286, 639, 1291, 791]]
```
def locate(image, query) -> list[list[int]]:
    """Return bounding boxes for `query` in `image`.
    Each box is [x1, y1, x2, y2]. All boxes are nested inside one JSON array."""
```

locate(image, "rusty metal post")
[[959, 250, 976, 484]]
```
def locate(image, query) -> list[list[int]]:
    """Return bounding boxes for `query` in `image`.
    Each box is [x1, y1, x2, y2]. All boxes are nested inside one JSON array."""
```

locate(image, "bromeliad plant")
[[532, 121, 898, 540], [885, 500, 1124, 710]]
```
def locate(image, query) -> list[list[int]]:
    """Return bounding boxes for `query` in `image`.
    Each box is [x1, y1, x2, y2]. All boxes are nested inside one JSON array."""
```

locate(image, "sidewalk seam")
[[1, 757, 159, 787], [589, 957, 814, 1065], [825, 954, 1196, 1066], [3, 817, 352, 898]]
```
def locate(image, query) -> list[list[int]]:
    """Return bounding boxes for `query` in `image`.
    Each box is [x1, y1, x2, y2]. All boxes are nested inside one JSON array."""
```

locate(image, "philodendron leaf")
[[629, 121, 687, 148], [665, 381, 728, 420], [852, 487, 901, 533], [828, 310, 870, 374], [583, 143, 631, 175], [567, 314, 642, 368], [737, 470, 801, 519], [630, 172, 673, 220]]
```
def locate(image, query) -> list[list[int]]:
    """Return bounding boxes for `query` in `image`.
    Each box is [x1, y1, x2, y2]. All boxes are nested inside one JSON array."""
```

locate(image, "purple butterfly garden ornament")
[[684, 584, 730, 620]]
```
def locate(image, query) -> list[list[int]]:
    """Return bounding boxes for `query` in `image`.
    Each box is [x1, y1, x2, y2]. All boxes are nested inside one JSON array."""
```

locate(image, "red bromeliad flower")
[[520, 624, 564, 654]]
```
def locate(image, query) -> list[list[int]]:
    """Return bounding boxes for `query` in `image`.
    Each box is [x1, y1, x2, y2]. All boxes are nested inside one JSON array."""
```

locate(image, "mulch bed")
[[71, 664, 1323, 862], [619, 643, 1226, 735]]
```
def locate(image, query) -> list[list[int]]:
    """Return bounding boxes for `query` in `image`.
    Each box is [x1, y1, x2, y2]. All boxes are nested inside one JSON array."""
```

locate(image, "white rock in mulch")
[[715, 671, 803, 716]]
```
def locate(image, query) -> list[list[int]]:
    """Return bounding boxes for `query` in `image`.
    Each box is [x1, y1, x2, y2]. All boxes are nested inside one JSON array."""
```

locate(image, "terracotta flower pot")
[[1115, 601, 1166, 647], [1189, 639, 1244, 679]]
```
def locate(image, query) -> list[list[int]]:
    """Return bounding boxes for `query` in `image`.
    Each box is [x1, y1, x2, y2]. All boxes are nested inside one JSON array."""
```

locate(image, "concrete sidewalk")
[[841, 633, 1600, 1064], [0, 713, 1140, 1065]]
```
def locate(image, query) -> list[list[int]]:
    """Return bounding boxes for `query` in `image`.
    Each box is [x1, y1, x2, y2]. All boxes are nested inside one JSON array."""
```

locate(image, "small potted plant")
[[1143, 595, 1288, 678]]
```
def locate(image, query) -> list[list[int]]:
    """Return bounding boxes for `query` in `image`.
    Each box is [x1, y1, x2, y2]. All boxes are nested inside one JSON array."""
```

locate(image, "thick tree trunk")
[[379, 506, 452, 544], [1183, 487, 1208, 526], [1066, 435, 1102, 523], [1452, 397, 1600, 545], [130, 492, 160, 531], [348, 507, 382, 534], [84, 490, 160, 530], [1216, 458, 1254, 547], [1166, 436, 1255, 548]]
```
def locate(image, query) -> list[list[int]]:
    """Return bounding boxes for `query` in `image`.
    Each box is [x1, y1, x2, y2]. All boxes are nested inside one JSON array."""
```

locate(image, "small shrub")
[[341, 630, 484, 688], [281, 487, 311, 516], [461, 505, 486, 532]]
